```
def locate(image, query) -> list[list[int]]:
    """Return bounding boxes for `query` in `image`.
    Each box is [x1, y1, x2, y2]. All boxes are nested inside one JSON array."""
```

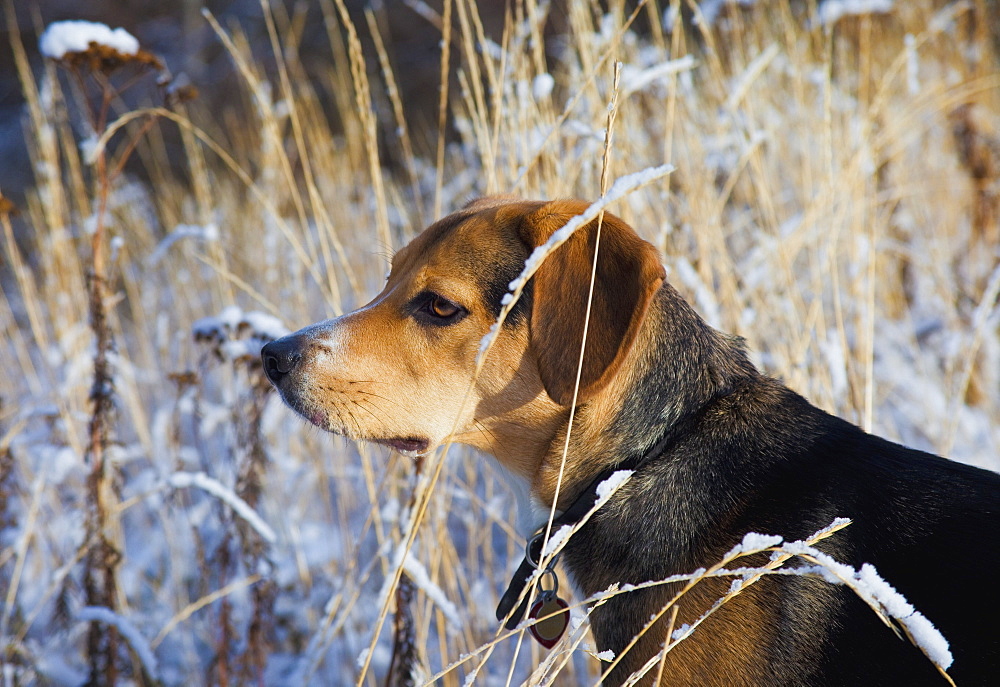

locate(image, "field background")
[[2, 0, 999, 684]]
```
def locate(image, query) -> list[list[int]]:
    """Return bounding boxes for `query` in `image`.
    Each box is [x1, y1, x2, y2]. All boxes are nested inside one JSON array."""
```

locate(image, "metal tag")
[[528, 595, 570, 649]]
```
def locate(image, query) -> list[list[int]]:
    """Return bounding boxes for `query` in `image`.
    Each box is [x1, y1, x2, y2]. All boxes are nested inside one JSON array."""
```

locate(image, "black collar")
[[495, 429, 678, 629]]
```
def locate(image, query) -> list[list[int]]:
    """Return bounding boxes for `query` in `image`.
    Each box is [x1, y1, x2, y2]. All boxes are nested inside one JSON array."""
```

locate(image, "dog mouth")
[[305, 414, 429, 456], [278, 393, 430, 456], [373, 436, 430, 456], [299, 407, 430, 456]]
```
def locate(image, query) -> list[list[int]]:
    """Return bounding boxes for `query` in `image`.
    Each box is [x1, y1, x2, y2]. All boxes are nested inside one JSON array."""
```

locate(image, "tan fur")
[[517, 202, 665, 406]]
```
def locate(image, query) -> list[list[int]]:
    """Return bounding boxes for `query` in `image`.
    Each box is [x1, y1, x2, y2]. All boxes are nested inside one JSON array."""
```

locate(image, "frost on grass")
[[540, 524, 574, 559], [671, 623, 693, 642], [509, 164, 674, 297], [619, 55, 697, 96], [376, 539, 461, 632], [595, 469, 634, 504], [148, 223, 220, 265], [849, 562, 953, 669], [39, 20, 139, 59], [584, 520, 952, 677], [477, 321, 501, 358], [725, 531, 783, 558], [402, 552, 461, 629], [532, 73, 555, 101], [167, 471, 277, 545], [78, 606, 158, 680], [817, 0, 894, 26], [538, 472, 633, 559], [477, 165, 674, 363], [771, 531, 954, 672]]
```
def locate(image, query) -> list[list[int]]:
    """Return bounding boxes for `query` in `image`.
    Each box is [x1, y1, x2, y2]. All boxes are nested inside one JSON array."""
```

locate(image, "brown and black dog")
[[262, 197, 999, 686]]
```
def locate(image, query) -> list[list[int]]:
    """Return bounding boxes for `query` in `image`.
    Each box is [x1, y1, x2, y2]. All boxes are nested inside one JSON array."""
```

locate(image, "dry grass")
[[1, 0, 998, 684]]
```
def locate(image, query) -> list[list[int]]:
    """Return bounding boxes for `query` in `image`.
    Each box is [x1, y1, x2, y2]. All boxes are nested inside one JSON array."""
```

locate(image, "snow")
[[725, 532, 783, 558], [167, 471, 277, 545], [857, 563, 913, 618], [193, 305, 290, 360], [620, 55, 697, 96], [902, 612, 954, 670], [79, 134, 100, 165], [148, 223, 220, 265], [595, 469, 634, 503], [818, 0, 893, 26], [533, 472, 632, 561], [928, 1, 972, 34], [39, 20, 139, 59], [34, 648, 86, 685], [402, 552, 461, 629], [36, 443, 81, 484], [242, 311, 291, 342], [193, 304, 244, 339], [78, 606, 158, 679], [532, 73, 555, 101], [670, 623, 693, 641], [507, 164, 674, 296], [573, 519, 952, 675], [477, 321, 501, 358], [540, 524, 574, 559], [696, 0, 759, 27], [847, 563, 952, 669], [771, 532, 953, 671]]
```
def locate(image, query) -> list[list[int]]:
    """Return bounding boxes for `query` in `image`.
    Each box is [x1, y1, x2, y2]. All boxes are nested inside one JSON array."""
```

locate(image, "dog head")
[[261, 197, 665, 479]]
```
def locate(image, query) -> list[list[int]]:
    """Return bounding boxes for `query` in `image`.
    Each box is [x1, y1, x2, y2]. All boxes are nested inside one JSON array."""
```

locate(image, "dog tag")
[[528, 596, 569, 648]]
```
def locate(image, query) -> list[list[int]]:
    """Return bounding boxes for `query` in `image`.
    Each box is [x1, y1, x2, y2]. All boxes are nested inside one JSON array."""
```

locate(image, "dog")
[[261, 197, 1000, 685]]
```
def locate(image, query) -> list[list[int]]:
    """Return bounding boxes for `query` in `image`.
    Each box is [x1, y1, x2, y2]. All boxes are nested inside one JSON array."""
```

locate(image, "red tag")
[[528, 596, 570, 648]]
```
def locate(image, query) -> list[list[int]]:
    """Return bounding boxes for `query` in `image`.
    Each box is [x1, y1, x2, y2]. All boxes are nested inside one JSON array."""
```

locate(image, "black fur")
[[562, 281, 1000, 686], [477, 258, 533, 327]]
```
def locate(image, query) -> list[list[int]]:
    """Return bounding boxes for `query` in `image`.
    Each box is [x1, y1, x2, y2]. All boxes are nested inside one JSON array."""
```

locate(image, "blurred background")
[[1, 1, 998, 685]]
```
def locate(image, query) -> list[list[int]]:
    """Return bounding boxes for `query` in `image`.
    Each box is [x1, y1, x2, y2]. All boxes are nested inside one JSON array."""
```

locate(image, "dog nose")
[[261, 336, 303, 385]]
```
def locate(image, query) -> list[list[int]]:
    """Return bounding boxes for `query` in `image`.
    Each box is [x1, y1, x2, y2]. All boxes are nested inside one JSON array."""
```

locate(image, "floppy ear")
[[517, 200, 666, 406]]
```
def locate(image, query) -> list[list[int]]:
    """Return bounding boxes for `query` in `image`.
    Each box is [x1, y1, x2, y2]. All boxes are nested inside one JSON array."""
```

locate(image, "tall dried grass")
[[1, 0, 998, 684]]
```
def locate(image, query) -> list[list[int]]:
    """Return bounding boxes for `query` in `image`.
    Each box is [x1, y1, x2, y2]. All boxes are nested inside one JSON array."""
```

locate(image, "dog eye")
[[417, 293, 466, 324], [428, 295, 460, 318]]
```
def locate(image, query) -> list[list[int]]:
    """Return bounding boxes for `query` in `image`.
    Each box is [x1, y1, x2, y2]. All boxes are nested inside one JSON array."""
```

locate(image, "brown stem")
[[236, 367, 276, 685], [384, 454, 425, 687], [83, 77, 120, 687], [384, 572, 419, 687], [110, 115, 158, 181], [215, 594, 233, 687]]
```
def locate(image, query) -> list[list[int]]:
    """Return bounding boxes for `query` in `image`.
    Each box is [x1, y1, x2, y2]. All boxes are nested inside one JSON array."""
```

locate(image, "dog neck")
[[532, 281, 758, 511]]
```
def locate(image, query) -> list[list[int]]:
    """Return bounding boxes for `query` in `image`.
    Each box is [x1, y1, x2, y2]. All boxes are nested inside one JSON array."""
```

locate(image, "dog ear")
[[517, 200, 665, 406]]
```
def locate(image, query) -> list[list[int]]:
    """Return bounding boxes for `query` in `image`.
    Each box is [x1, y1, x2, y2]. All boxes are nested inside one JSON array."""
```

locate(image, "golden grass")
[[1, 0, 998, 684]]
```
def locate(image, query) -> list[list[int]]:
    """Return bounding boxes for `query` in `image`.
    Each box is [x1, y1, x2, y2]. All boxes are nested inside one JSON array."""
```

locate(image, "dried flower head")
[[194, 306, 289, 366], [39, 20, 163, 74], [159, 71, 199, 107]]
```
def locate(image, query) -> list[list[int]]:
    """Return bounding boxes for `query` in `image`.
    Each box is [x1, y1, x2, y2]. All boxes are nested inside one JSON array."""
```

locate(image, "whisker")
[[351, 398, 389, 424], [474, 420, 510, 462]]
